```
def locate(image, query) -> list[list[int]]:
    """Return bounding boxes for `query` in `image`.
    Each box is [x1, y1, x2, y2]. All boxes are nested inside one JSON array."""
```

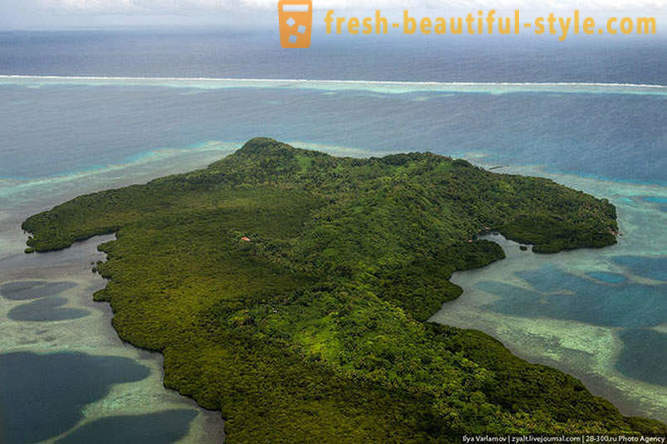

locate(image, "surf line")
[[1, 75, 666, 96]]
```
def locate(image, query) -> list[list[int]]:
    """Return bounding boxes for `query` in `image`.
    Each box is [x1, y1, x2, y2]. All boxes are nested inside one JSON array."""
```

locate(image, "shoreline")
[[436, 234, 667, 423], [4, 142, 665, 439], [19, 139, 664, 439], [0, 234, 226, 443]]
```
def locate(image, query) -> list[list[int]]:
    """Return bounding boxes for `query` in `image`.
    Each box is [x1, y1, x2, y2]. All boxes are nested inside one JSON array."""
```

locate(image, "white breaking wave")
[[0, 75, 666, 95]]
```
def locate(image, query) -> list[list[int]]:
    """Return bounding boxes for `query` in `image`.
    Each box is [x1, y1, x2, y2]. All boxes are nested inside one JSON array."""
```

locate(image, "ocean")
[[0, 30, 665, 442]]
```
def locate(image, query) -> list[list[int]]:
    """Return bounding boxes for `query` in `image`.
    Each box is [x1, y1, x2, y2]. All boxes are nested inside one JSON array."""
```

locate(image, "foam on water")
[[1, 75, 666, 96]]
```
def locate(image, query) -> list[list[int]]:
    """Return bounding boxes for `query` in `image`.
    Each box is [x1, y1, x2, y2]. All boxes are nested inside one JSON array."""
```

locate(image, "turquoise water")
[[0, 78, 665, 440], [587, 272, 627, 284], [612, 256, 667, 282], [479, 265, 665, 328], [0, 78, 665, 184]]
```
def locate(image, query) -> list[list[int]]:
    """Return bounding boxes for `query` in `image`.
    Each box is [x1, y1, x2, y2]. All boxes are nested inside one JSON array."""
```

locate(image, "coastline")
[[1, 20, 664, 442], [432, 159, 666, 423], [0, 234, 225, 443], [19, 139, 664, 439], [434, 234, 667, 423], [3, 140, 665, 440], [0, 151, 229, 443]]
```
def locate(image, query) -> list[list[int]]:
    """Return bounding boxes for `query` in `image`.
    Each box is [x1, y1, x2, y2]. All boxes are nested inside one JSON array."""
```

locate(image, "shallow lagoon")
[[0, 183, 226, 443], [432, 163, 667, 422]]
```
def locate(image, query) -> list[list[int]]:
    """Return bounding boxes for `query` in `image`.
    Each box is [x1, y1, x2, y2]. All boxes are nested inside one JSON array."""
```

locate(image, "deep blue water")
[[0, 31, 665, 183], [1, 30, 666, 84]]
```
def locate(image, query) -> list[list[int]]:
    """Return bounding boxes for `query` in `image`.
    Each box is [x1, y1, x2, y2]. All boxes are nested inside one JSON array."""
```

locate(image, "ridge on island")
[[23, 138, 665, 442]]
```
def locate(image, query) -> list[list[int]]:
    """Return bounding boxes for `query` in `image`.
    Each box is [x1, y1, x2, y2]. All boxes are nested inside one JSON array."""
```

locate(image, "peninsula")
[[23, 138, 665, 441]]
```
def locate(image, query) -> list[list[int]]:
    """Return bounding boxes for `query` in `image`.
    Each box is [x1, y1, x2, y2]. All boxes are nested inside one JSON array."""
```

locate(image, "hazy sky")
[[1, 0, 665, 30]]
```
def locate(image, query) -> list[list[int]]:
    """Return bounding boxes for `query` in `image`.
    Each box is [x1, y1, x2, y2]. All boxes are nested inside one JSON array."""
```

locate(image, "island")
[[23, 138, 665, 441]]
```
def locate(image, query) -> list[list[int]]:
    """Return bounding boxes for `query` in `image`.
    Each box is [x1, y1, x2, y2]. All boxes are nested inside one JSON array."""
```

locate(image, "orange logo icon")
[[278, 0, 312, 48]]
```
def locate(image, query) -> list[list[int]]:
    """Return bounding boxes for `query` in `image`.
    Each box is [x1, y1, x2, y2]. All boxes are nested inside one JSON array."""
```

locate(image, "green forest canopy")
[[23, 138, 664, 442]]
